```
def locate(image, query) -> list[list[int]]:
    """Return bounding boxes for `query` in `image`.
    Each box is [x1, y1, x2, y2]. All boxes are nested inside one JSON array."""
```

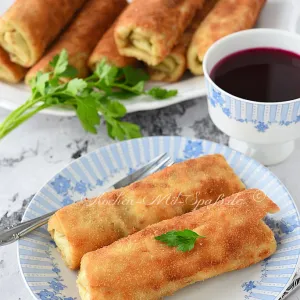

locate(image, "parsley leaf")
[[60, 65, 78, 78], [110, 90, 136, 99], [0, 51, 177, 141], [155, 229, 205, 252], [76, 97, 100, 134], [118, 121, 142, 139], [50, 50, 77, 79], [52, 49, 69, 76], [131, 81, 145, 94], [147, 87, 178, 99], [67, 78, 87, 95], [49, 54, 59, 69], [35, 72, 49, 96], [95, 60, 119, 86], [104, 116, 142, 140], [106, 101, 127, 118], [123, 66, 149, 85]]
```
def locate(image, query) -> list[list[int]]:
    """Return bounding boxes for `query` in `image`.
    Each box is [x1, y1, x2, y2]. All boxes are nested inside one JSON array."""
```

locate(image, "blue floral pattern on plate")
[[18, 137, 300, 300], [51, 175, 71, 195], [37, 246, 76, 300], [242, 214, 300, 299]]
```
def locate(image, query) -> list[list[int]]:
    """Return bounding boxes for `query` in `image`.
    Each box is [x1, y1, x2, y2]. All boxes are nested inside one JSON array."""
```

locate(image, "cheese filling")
[[51, 230, 72, 268], [153, 55, 178, 74], [1, 28, 30, 66]]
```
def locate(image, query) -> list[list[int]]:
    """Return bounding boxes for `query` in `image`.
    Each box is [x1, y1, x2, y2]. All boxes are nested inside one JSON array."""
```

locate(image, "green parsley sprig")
[[0, 50, 178, 140], [155, 229, 205, 252]]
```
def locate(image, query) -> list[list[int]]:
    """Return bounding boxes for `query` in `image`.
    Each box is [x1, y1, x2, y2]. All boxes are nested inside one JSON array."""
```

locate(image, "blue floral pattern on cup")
[[207, 84, 300, 132]]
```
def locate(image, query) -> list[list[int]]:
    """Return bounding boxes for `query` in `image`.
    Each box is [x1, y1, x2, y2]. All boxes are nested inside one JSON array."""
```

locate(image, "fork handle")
[[0, 155, 173, 247], [0, 211, 56, 247]]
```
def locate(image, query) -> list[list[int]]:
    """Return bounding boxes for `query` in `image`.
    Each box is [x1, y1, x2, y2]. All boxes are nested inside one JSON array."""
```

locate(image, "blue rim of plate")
[[17, 136, 300, 300]]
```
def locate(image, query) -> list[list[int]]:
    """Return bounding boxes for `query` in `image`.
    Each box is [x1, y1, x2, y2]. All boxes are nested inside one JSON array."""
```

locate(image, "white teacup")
[[203, 29, 300, 166]]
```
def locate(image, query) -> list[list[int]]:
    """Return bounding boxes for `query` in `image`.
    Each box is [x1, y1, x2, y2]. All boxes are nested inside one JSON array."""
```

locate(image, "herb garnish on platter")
[[0, 50, 177, 140]]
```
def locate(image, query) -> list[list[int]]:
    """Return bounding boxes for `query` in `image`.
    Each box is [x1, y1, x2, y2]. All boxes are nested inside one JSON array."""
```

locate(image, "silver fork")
[[0, 153, 174, 246]]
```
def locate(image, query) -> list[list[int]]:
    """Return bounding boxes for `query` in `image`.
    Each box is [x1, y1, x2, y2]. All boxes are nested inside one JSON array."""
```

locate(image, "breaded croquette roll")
[[25, 0, 127, 83], [149, 0, 218, 82], [114, 0, 204, 66], [78, 189, 279, 300], [0, 47, 26, 83], [48, 154, 245, 269], [187, 0, 266, 75], [0, 0, 87, 67], [88, 22, 137, 71]]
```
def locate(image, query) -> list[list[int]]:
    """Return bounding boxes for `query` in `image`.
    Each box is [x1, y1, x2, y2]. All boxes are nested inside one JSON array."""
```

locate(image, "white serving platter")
[[0, 0, 299, 117]]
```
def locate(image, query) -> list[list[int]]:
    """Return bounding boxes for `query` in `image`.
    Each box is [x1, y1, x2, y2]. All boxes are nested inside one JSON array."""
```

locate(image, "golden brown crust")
[[115, 0, 204, 66], [25, 0, 127, 83], [187, 0, 266, 75], [149, 0, 218, 82], [48, 154, 245, 269], [0, 0, 87, 67], [78, 189, 279, 299], [88, 22, 137, 71], [0, 47, 26, 83]]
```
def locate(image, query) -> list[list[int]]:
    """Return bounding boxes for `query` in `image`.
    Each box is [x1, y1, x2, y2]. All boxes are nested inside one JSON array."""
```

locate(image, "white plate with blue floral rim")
[[18, 136, 300, 300], [1, 0, 300, 116]]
